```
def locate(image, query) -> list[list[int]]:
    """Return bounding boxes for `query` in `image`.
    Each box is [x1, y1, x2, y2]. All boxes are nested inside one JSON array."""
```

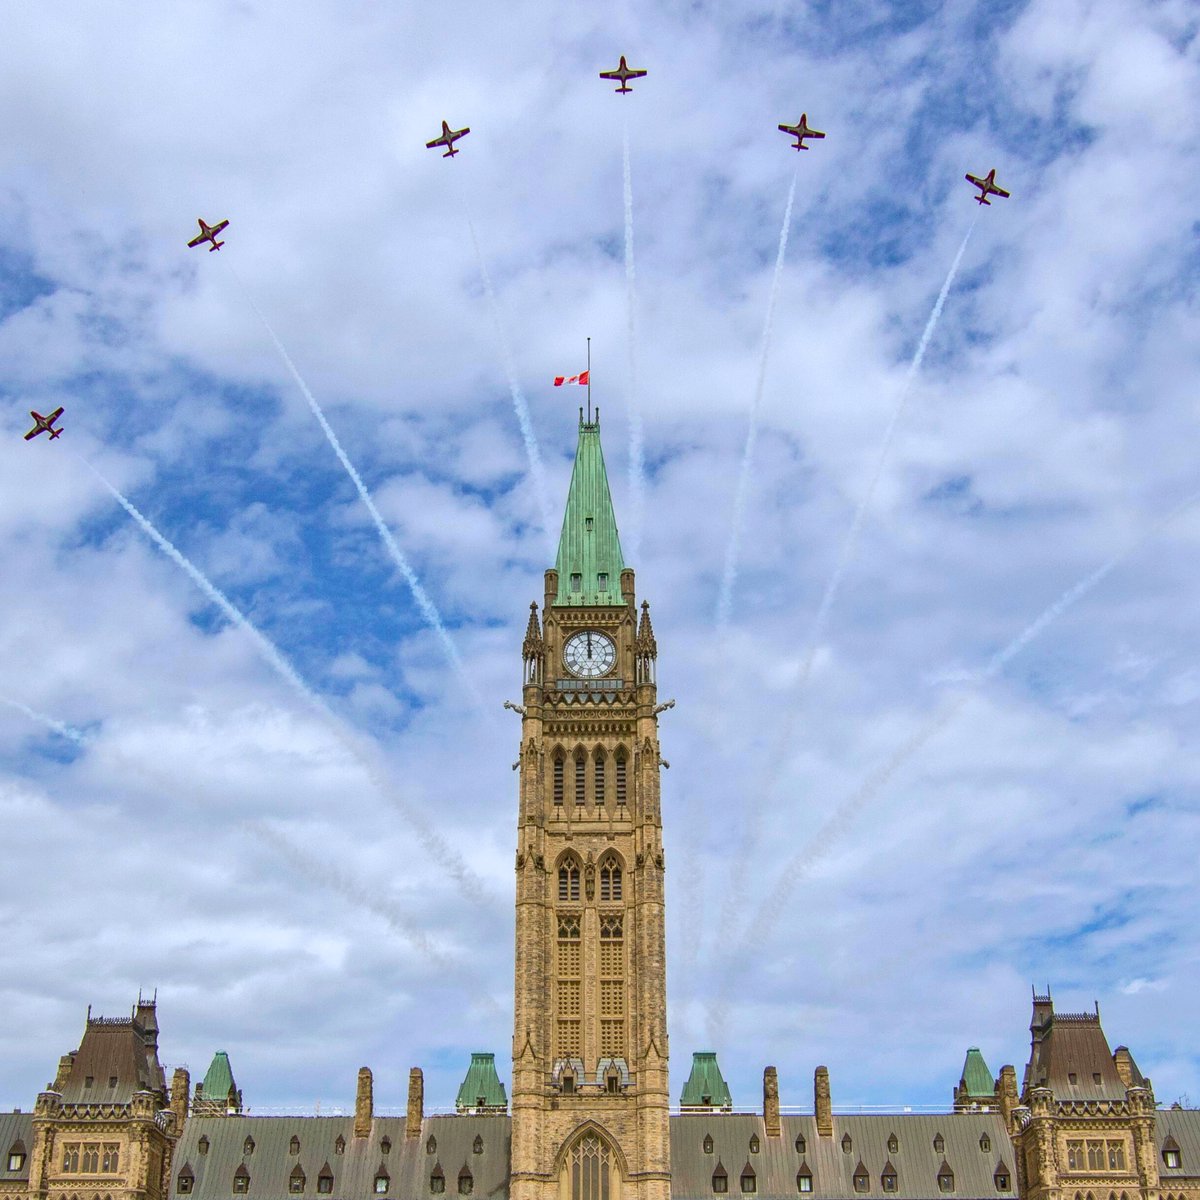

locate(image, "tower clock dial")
[[563, 630, 616, 678]]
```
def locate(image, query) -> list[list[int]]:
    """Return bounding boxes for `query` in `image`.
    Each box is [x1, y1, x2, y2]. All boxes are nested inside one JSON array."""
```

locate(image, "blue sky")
[[2, 0, 1199, 1118]]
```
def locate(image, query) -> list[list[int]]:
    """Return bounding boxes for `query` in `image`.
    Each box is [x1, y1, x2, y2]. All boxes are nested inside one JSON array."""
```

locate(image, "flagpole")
[[587, 337, 592, 424]]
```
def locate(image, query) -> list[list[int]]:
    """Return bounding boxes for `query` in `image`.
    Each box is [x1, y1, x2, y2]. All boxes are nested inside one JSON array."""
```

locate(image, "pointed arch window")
[[594, 751, 606, 805], [980, 1135, 991, 1153], [795, 1136, 806, 1156], [575, 750, 586, 804], [567, 1133, 617, 1200], [933, 1134, 945, 1155], [334, 1137, 345, 1157], [430, 1164, 445, 1195], [888, 1134, 899, 1154], [615, 751, 628, 805], [289, 1166, 306, 1194], [458, 1167, 473, 1196], [473, 1136, 483, 1155], [290, 1137, 301, 1157], [749, 1136, 759, 1155], [243, 1138, 255, 1157], [559, 859, 581, 902], [198, 1138, 210, 1157], [427, 1138, 437, 1157], [553, 753, 565, 805], [842, 1135, 853, 1155], [712, 1162, 728, 1194], [704, 1135, 714, 1156], [381, 1138, 391, 1156], [740, 1163, 757, 1194], [600, 856, 622, 902]]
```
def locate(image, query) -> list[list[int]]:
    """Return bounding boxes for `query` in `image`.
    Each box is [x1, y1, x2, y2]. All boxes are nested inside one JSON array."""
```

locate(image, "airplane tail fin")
[[49, 428, 63, 439]]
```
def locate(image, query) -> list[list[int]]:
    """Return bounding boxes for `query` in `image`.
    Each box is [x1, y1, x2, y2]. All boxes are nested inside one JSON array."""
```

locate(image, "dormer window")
[[289, 1166, 306, 1194], [427, 1137, 437, 1156], [704, 1135, 714, 1155], [243, 1138, 255, 1157], [199, 1138, 210, 1157], [796, 1167, 812, 1194], [562, 1072, 575, 1095], [712, 1163, 728, 1194], [585, 518, 594, 531], [375, 1177, 389, 1195], [888, 1134, 899, 1154], [108, 1076, 118, 1088], [473, 1136, 483, 1155], [317, 1168, 334, 1195], [995, 1165, 1011, 1191], [431, 1164, 446, 1195], [290, 1138, 301, 1156], [842, 1135, 852, 1154], [178, 1167, 195, 1195], [795, 1136, 806, 1155], [853, 1163, 869, 1193], [335, 1137, 345, 1156], [882, 1169, 898, 1192], [382, 1138, 392, 1156], [749, 1136, 760, 1155], [85, 1077, 94, 1088], [598, 573, 609, 591], [458, 1167, 474, 1196], [1068, 1073, 1078, 1085], [934, 1135, 945, 1154], [740, 1164, 757, 1194], [938, 1165, 955, 1193], [980, 1135, 991, 1153], [233, 1165, 250, 1194], [570, 573, 582, 592], [1164, 1147, 1182, 1170], [7, 1144, 26, 1173]]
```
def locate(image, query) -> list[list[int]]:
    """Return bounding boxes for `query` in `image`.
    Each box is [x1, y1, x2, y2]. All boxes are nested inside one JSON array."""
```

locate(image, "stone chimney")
[[997, 1065, 1018, 1125], [1113, 1047, 1135, 1089], [815, 1066, 832, 1137], [763, 1067, 780, 1137], [171, 1068, 191, 1124], [406, 1068, 424, 1139], [355, 1067, 373, 1138]]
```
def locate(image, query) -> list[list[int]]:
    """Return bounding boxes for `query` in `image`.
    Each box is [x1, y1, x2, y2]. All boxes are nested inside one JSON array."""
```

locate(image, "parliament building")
[[2, 419, 1196, 1200]]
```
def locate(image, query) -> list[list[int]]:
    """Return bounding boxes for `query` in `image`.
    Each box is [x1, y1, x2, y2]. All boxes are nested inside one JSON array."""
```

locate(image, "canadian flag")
[[554, 370, 590, 386]]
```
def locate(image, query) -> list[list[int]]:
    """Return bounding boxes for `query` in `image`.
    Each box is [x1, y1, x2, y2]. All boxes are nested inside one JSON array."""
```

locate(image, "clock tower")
[[510, 413, 670, 1200]]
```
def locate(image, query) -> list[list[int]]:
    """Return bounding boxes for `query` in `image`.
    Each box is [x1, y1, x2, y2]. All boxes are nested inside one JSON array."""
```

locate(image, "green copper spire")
[[553, 415, 625, 605], [679, 1052, 733, 1110], [959, 1047, 995, 1098], [454, 1052, 508, 1113]]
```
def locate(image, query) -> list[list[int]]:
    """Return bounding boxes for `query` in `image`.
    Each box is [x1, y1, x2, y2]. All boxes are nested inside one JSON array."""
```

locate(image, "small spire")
[[637, 600, 657, 657], [522, 602, 543, 658]]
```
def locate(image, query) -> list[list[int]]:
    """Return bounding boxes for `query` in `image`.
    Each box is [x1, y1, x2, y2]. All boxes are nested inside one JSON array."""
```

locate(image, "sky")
[[1, 0, 1199, 1117]]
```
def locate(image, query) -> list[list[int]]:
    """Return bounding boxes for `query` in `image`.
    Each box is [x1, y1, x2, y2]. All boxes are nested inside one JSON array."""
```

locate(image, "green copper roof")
[[554, 419, 625, 605], [680, 1052, 733, 1109], [455, 1052, 508, 1111], [960, 1047, 995, 1098], [201, 1050, 236, 1100]]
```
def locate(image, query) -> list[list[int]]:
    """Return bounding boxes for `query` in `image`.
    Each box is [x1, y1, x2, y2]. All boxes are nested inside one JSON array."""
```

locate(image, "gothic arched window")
[[566, 1133, 619, 1200], [599, 856, 622, 902], [559, 858, 581, 902], [553, 753, 565, 806], [575, 750, 586, 805], [615, 750, 628, 805], [290, 1138, 300, 1157]]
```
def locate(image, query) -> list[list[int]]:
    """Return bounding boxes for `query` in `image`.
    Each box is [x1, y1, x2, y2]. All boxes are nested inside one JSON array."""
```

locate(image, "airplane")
[[965, 168, 1011, 205], [778, 114, 826, 150], [187, 218, 229, 252], [425, 120, 470, 157], [599, 56, 647, 93], [24, 407, 64, 441]]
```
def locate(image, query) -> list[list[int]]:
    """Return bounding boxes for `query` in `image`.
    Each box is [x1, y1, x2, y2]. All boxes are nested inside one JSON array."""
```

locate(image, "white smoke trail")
[[716, 166, 800, 628], [76, 456, 495, 908], [623, 110, 645, 561], [709, 216, 979, 959], [705, 485, 1200, 1046], [222, 262, 482, 711], [0, 694, 485, 981], [461, 204, 556, 554]]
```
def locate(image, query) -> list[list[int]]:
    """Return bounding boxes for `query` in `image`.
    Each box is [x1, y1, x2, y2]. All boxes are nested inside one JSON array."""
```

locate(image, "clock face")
[[563, 630, 617, 678]]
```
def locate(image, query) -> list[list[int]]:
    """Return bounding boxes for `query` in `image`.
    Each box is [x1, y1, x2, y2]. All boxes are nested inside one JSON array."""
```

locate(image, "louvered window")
[[557, 914, 582, 1058], [594, 753, 606, 804], [575, 752, 586, 804], [553, 755, 564, 805], [615, 754, 627, 804], [559, 860, 580, 901]]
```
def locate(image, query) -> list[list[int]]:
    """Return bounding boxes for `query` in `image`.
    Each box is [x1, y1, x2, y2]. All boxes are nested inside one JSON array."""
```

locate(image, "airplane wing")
[[425, 133, 449, 148], [186, 232, 206, 247], [627, 68, 647, 78], [47, 407, 64, 421], [23, 427, 38, 440], [992, 184, 1011, 198], [210, 220, 229, 235], [965, 173, 984, 187], [599, 69, 620, 80]]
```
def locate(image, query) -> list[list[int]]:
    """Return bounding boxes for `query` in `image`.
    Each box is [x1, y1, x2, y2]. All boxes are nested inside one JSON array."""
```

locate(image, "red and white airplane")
[[425, 120, 470, 157], [778, 114, 825, 150], [24, 407, 64, 441], [187, 218, 229, 251], [599, 56, 647, 93], [965, 168, 1011, 205]]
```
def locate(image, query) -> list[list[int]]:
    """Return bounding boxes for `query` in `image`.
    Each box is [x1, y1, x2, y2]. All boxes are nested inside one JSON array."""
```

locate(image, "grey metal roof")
[[174, 1114, 511, 1200], [1157, 1109, 1200, 1179], [670, 1113, 1014, 1200], [0, 1111, 33, 1182]]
